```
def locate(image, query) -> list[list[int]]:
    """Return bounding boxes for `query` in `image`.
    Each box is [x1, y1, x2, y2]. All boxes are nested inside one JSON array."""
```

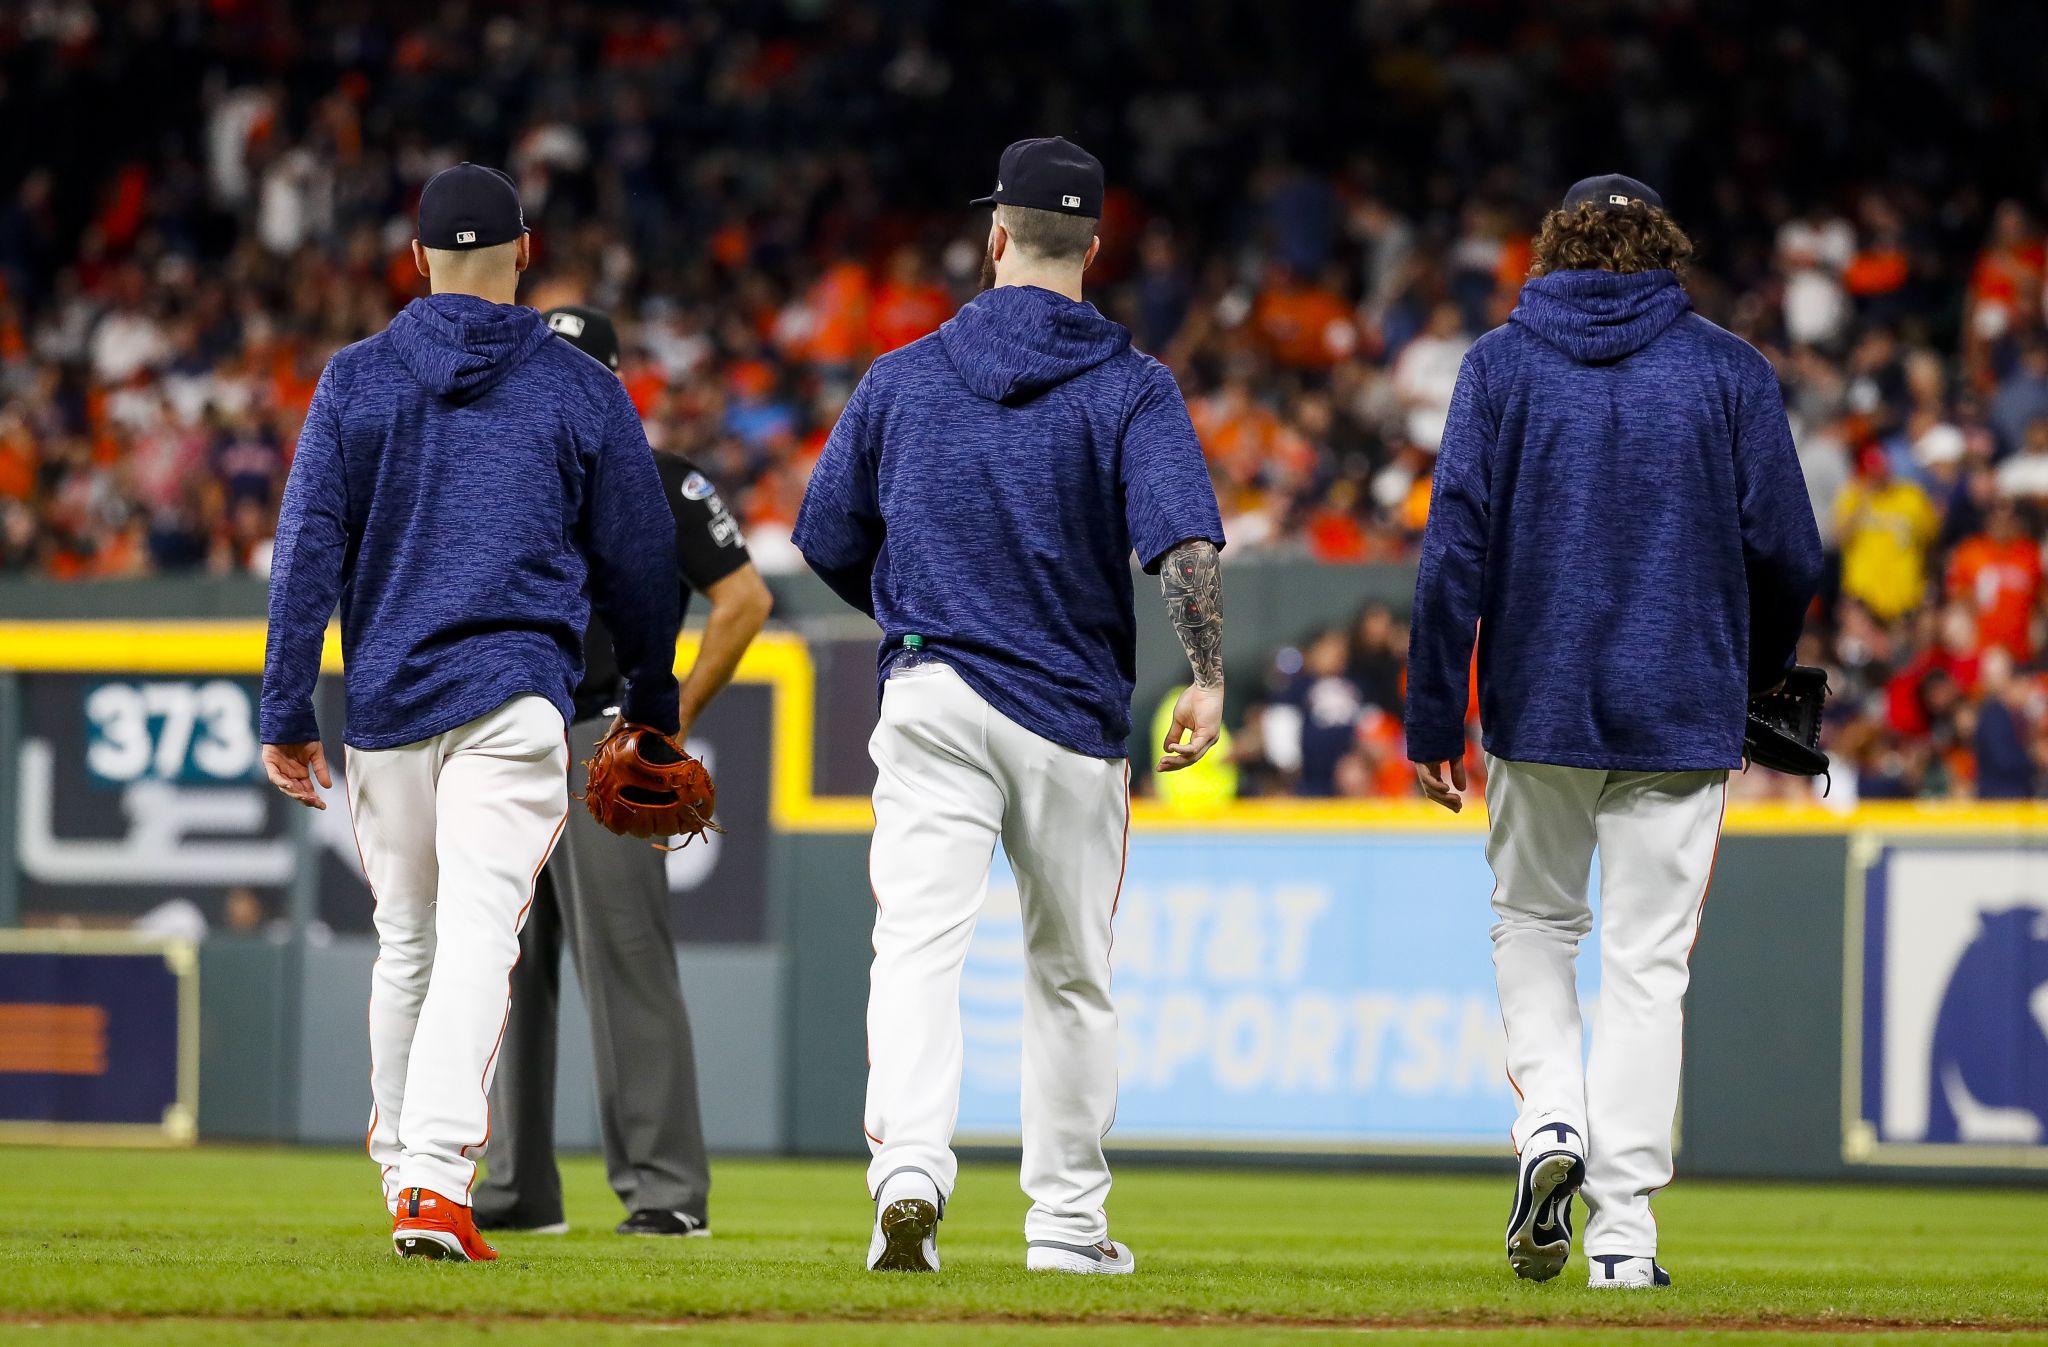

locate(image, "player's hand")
[[1159, 682, 1223, 772], [262, 741, 332, 810], [1415, 758, 1468, 813]]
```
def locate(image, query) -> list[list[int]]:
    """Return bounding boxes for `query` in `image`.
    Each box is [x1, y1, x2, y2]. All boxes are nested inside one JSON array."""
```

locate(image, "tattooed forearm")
[[1161, 538, 1224, 688]]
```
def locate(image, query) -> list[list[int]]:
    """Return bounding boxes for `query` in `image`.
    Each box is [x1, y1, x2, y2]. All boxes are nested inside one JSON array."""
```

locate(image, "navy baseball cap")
[[543, 305, 620, 371], [1564, 174, 1662, 213], [969, 136, 1103, 218], [1561, 174, 1663, 212], [417, 162, 528, 250]]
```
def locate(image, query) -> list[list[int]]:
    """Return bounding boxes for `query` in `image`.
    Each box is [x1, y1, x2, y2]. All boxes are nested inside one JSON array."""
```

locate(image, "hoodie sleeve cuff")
[[620, 680, 681, 737], [260, 705, 321, 746], [1404, 730, 1466, 765]]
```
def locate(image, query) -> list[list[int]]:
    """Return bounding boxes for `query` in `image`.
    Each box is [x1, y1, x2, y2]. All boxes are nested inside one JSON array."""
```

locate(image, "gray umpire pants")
[[474, 715, 711, 1225]]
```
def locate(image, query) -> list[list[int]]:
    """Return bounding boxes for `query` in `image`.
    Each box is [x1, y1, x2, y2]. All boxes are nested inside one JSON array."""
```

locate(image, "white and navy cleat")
[[1506, 1119, 1586, 1282], [1026, 1237, 1135, 1274], [866, 1167, 942, 1272], [1588, 1254, 1671, 1288]]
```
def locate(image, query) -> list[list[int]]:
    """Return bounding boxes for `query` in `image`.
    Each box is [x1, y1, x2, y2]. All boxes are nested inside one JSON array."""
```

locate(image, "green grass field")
[[1, 1146, 2043, 1346]]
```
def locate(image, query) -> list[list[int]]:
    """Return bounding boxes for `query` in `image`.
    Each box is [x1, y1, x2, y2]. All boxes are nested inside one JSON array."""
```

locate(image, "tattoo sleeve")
[[1160, 538, 1224, 688]]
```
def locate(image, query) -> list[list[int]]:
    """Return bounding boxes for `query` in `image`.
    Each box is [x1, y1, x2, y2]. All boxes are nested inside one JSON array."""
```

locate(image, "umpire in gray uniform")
[[475, 305, 773, 1237]]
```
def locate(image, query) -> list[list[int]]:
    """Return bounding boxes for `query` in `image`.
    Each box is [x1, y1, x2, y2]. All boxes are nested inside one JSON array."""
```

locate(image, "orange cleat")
[[391, 1186, 498, 1262]]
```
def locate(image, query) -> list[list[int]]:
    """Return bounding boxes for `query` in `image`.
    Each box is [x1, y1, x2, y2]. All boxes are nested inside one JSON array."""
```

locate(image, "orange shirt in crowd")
[[745, 464, 803, 529], [86, 524, 144, 577], [802, 260, 871, 366], [272, 362, 320, 419], [868, 278, 950, 354], [1948, 536, 2042, 658], [1491, 236, 1532, 322], [1305, 506, 1370, 562], [383, 246, 426, 306], [1844, 246, 1909, 297], [1354, 705, 1413, 797], [0, 424, 35, 501], [1398, 475, 1432, 534], [1970, 237, 2046, 312], [1190, 393, 1283, 476], [621, 362, 666, 419], [1253, 278, 1351, 368]]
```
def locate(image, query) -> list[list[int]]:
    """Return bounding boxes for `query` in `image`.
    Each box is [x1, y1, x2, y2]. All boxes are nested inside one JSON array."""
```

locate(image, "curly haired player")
[[259, 165, 682, 1262], [1405, 176, 1823, 1289]]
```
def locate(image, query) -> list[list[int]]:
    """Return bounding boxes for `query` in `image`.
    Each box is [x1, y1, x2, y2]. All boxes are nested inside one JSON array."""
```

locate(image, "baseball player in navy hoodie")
[[1405, 177, 1822, 1289], [258, 164, 682, 1262], [794, 137, 1226, 1275]]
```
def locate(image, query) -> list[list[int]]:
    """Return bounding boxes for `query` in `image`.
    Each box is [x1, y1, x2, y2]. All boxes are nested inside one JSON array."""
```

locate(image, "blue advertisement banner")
[[0, 936, 198, 1142], [957, 835, 1600, 1151], [1846, 840, 2048, 1168]]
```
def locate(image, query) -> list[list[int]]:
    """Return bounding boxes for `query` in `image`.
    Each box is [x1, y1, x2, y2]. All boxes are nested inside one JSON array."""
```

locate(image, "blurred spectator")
[[1946, 500, 2042, 660], [1778, 210, 1854, 348], [1836, 445, 1940, 622], [1253, 630, 1365, 798], [1989, 341, 2048, 455], [1252, 263, 1355, 370], [1346, 603, 1406, 714], [1996, 418, 2048, 500], [1389, 304, 1468, 453], [1973, 648, 2037, 799], [869, 248, 949, 355]]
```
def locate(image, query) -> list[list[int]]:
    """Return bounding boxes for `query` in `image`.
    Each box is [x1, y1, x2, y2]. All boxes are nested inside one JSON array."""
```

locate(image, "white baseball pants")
[[864, 661, 1130, 1244], [1484, 755, 1727, 1257], [348, 694, 569, 1207]]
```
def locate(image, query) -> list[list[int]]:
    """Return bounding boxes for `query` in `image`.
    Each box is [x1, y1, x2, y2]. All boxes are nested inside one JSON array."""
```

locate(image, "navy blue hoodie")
[[1405, 269, 1824, 771], [261, 292, 681, 750], [793, 285, 1224, 757]]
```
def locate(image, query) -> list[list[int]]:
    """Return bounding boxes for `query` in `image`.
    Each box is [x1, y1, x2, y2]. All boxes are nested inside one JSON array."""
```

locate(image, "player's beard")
[[980, 239, 997, 292]]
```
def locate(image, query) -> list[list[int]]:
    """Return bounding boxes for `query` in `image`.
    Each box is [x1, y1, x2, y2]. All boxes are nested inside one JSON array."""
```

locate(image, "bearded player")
[[260, 164, 683, 1262], [795, 136, 1226, 1275], [1406, 176, 1822, 1288]]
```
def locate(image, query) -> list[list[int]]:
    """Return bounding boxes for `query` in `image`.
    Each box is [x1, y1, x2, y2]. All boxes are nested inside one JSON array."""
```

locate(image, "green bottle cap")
[[904, 634, 924, 650]]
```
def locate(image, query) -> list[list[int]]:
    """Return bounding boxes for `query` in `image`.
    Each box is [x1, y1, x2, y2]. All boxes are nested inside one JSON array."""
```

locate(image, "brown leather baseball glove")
[[579, 722, 719, 849]]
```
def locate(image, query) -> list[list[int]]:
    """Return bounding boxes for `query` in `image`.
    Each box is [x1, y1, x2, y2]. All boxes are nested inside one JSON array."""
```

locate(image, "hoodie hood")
[[938, 286, 1131, 404], [388, 293, 556, 403], [1509, 268, 1692, 365]]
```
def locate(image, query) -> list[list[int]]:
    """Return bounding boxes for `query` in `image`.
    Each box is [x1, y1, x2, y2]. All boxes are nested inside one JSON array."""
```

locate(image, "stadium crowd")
[[3, 0, 2047, 798]]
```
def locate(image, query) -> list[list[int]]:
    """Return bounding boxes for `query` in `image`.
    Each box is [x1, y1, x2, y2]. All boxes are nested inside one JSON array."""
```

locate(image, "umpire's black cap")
[[543, 305, 620, 371], [970, 136, 1103, 218], [417, 162, 529, 250], [1561, 173, 1664, 213]]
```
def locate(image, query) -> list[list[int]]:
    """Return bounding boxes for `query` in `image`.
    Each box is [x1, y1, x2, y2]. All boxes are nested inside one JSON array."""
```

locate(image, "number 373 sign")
[[83, 680, 261, 786], [16, 674, 291, 917]]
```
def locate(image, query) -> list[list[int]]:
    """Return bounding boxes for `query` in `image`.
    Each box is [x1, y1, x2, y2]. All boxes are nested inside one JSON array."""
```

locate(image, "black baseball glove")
[[1744, 664, 1830, 779]]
